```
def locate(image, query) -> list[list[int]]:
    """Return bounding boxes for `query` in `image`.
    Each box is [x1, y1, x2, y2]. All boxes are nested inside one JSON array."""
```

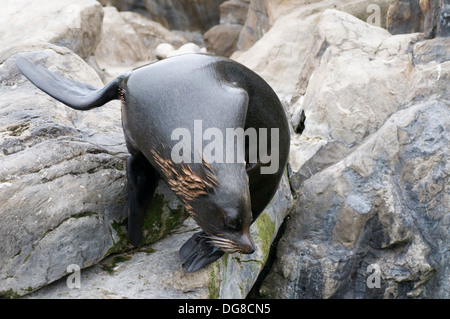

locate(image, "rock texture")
[[120, 11, 188, 51], [262, 98, 449, 299], [386, 0, 442, 38], [99, 0, 151, 18], [220, 0, 250, 25], [0, 0, 104, 61], [440, 3, 450, 36], [95, 6, 154, 69], [204, 0, 249, 57], [231, 0, 396, 101], [0, 0, 448, 299], [386, 0, 424, 35], [259, 9, 449, 299], [204, 24, 243, 58], [142, 0, 227, 32], [26, 174, 292, 299], [0, 1, 187, 297], [0, 44, 190, 297], [236, 0, 272, 51], [0, 0, 292, 298]]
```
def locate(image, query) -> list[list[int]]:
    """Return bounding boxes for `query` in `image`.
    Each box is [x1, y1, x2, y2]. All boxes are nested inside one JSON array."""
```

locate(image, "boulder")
[[261, 99, 449, 299], [421, 0, 442, 38], [155, 42, 206, 59], [235, 0, 358, 51], [204, 24, 243, 57], [0, 0, 293, 298], [440, 5, 450, 36], [341, 0, 392, 25], [202, 0, 249, 57], [120, 11, 188, 50], [98, 0, 151, 18], [236, 0, 271, 51], [26, 174, 292, 299], [260, 9, 450, 299], [0, 0, 103, 60], [220, 0, 250, 25], [94, 7, 153, 70], [231, 0, 395, 100], [288, 9, 450, 190], [155, 43, 176, 59], [142, 0, 227, 32], [231, 1, 327, 100], [386, 0, 424, 35], [0, 44, 189, 298], [386, 0, 442, 38]]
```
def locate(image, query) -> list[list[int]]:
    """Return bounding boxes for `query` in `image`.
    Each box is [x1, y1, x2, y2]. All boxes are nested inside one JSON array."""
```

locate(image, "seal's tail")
[[16, 57, 119, 110]]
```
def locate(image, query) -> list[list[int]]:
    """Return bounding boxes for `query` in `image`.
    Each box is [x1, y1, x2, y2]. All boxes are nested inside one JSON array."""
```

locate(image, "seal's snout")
[[237, 233, 255, 254], [244, 245, 255, 255]]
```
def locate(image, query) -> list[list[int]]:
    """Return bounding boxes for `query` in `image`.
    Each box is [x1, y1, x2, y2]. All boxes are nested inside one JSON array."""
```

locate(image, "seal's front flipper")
[[16, 57, 119, 110], [127, 153, 159, 247], [179, 232, 225, 273]]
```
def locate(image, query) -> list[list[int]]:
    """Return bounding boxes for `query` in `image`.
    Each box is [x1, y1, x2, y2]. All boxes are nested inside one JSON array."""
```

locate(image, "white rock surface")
[[0, 0, 104, 60]]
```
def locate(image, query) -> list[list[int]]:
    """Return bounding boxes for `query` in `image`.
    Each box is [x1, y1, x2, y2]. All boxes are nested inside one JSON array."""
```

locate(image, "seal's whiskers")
[[206, 235, 240, 253]]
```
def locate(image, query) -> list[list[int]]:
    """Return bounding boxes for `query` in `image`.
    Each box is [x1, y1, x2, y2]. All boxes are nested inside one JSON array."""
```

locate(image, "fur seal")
[[16, 54, 290, 272]]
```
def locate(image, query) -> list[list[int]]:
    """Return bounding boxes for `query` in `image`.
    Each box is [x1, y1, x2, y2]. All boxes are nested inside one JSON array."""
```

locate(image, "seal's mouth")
[[206, 233, 255, 254]]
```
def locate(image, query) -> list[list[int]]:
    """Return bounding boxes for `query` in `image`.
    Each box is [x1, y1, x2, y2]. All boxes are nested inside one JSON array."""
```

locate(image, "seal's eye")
[[225, 216, 238, 230]]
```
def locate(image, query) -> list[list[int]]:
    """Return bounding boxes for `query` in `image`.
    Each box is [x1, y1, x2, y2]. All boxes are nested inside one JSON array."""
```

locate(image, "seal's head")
[[194, 182, 254, 254], [151, 148, 255, 254], [187, 162, 255, 255]]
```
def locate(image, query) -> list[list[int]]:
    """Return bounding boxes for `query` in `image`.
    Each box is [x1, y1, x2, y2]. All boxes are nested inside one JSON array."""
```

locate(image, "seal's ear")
[[127, 153, 159, 247]]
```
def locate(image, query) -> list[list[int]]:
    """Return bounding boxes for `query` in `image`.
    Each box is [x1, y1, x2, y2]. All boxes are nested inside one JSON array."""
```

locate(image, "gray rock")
[[0, 44, 187, 297], [337, 0, 392, 29], [231, 1, 396, 101], [203, 0, 249, 57], [2, 0, 448, 300], [0, 0, 294, 298], [439, 4, 450, 36], [0, 0, 104, 60], [204, 24, 243, 57], [220, 0, 250, 25], [259, 9, 450, 299], [98, 0, 152, 19], [386, 0, 424, 35], [261, 99, 449, 299], [95, 6, 154, 69], [120, 11, 188, 50], [236, 0, 271, 51], [26, 173, 293, 299], [421, 0, 441, 38], [25, 218, 210, 299], [386, 0, 442, 38], [231, 2, 323, 101], [288, 9, 449, 190], [142, 0, 227, 32]]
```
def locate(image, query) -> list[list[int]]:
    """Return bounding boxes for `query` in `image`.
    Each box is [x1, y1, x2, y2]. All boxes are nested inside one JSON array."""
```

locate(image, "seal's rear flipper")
[[127, 153, 159, 247], [179, 231, 224, 273], [16, 57, 119, 110]]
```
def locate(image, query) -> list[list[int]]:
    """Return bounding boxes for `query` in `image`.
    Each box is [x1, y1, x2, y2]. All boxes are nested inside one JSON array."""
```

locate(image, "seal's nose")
[[238, 232, 255, 254], [245, 245, 255, 254]]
